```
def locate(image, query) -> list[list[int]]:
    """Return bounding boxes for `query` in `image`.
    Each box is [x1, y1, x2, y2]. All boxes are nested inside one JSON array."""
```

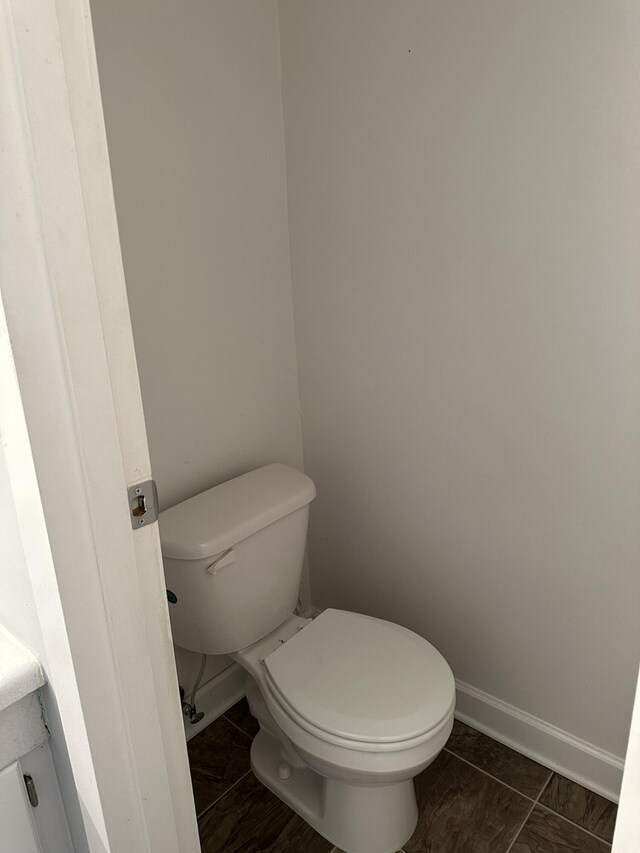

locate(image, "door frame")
[[0, 0, 200, 850], [2, 0, 639, 850], [613, 667, 640, 851]]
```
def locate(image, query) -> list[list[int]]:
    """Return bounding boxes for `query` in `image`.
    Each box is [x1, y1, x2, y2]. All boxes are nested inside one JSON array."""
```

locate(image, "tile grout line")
[[222, 712, 255, 741], [503, 769, 553, 853], [503, 799, 538, 853], [442, 748, 542, 802], [195, 768, 253, 821], [444, 743, 617, 844], [534, 802, 613, 847]]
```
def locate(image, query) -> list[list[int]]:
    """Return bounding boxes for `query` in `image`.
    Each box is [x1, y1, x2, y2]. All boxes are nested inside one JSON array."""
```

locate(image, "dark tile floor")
[[188, 701, 617, 853]]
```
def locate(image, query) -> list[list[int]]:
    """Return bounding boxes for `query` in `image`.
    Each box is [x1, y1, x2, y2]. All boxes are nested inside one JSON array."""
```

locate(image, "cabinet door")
[[0, 762, 42, 853]]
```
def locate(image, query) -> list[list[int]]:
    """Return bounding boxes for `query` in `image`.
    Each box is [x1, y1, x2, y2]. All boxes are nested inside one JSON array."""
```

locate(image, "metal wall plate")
[[127, 479, 159, 529]]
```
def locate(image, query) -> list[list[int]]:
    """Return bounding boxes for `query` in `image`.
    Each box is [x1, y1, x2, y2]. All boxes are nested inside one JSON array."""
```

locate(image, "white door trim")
[[0, 0, 200, 850], [613, 666, 640, 851]]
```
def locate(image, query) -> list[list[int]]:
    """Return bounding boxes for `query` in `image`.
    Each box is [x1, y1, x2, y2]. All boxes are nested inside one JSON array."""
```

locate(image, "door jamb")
[[0, 0, 200, 850]]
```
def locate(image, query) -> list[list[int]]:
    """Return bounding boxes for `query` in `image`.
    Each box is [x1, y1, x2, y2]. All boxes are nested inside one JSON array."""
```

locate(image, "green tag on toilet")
[[167, 589, 178, 604]]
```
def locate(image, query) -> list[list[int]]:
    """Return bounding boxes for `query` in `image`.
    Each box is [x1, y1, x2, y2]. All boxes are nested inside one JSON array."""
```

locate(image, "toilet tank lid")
[[159, 464, 316, 560]]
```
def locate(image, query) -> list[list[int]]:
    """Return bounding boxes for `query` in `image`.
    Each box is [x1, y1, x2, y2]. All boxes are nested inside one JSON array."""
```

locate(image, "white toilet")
[[160, 464, 455, 853]]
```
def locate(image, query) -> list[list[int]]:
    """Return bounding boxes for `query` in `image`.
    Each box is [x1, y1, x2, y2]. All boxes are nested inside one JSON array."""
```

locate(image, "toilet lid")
[[263, 609, 455, 744]]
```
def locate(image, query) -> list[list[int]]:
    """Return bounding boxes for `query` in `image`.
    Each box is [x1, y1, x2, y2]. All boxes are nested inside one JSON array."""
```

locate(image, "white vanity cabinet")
[[0, 627, 73, 852], [0, 761, 42, 852]]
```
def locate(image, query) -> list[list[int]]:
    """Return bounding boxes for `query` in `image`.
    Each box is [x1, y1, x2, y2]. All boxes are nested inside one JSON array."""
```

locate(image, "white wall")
[[91, 0, 305, 688], [91, 0, 303, 510], [279, 0, 640, 759]]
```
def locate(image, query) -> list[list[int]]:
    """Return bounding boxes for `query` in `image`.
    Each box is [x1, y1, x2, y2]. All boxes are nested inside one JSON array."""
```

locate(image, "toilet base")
[[250, 728, 418, 853]]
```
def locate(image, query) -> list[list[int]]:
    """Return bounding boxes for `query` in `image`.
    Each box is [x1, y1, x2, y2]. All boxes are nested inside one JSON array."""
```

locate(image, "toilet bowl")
[[233, 609, 454, 853], [160, 464, 455, 853]]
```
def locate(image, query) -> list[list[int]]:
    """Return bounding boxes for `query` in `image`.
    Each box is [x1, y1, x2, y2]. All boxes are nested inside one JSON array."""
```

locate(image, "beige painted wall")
[[279, 0, 640, 757], [91, 0, 304, 687]]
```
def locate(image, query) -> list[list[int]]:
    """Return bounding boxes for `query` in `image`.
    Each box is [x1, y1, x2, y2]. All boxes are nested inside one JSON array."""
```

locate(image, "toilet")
[[160, 464, 455, 853]]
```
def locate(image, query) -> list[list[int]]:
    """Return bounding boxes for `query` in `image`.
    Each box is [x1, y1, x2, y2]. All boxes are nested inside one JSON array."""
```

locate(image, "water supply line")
[[182, 653, 207, 724]]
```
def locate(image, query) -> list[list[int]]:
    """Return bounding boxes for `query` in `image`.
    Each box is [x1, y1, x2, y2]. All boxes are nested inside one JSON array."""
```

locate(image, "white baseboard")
[[183, 663, 246, 741], [455, 680, 624, 803]]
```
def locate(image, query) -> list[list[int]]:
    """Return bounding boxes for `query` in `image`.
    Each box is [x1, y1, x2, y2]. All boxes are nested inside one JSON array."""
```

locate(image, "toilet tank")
[[159, 464, 316, 655]]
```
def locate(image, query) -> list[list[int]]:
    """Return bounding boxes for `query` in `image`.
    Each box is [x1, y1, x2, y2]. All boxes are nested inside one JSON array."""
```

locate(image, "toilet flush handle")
[[206, 547, 235, 576]]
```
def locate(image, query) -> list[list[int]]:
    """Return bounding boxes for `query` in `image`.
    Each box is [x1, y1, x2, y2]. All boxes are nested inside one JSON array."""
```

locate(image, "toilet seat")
[[263, 609, 455, 750]]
